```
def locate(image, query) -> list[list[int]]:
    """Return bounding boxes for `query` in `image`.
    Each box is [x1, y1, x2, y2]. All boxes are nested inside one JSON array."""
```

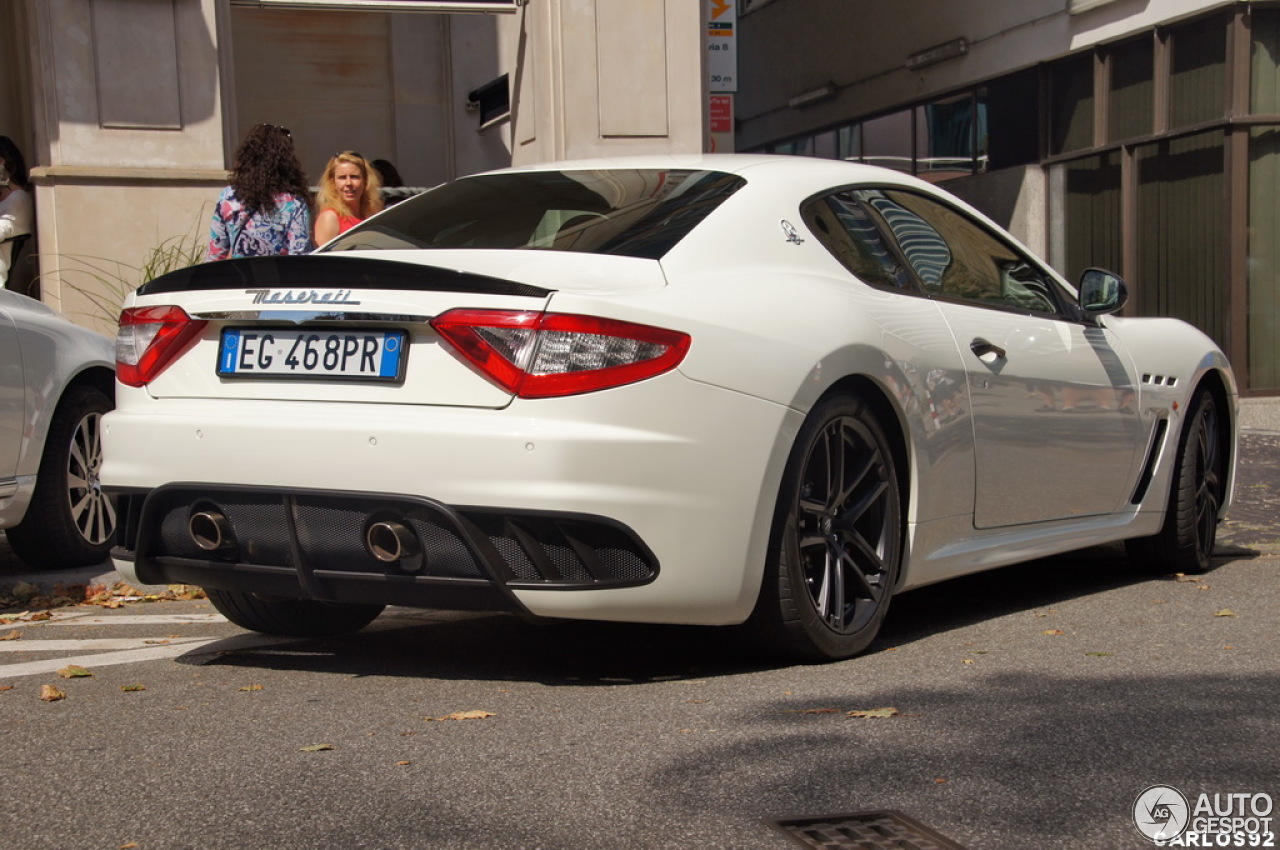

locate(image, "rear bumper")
[[102, 375, 800, 625], [112, 484, 658, 615]]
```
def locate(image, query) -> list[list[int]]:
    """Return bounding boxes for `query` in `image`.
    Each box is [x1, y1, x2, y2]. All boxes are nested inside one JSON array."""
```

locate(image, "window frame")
[[803, 184, 1078, 321]]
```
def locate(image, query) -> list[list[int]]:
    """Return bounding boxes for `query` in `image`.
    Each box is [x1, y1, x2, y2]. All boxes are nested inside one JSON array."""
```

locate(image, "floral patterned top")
[[207, 187, 314, 260]]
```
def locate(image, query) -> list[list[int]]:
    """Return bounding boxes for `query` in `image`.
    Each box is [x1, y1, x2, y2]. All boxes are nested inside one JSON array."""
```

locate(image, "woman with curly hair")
[[207, 124, 313, 260], [313, 150, 383, 245]]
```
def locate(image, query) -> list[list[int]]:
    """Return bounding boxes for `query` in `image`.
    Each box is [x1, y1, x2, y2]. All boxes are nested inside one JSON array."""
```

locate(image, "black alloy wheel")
[[751, 394, 903, 661]]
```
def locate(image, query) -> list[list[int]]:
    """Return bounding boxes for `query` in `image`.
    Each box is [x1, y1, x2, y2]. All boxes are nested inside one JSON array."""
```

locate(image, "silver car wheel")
[[66, 409, 115, 546]]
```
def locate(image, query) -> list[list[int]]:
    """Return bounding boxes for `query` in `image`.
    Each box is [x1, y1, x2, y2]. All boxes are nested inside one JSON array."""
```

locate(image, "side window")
[[801, 193, 914, 291], [856, 189, 1061, 315]]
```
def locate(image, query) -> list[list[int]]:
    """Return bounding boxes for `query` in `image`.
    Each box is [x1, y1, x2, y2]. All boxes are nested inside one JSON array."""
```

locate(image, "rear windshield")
[[323, 168, 745, 260]]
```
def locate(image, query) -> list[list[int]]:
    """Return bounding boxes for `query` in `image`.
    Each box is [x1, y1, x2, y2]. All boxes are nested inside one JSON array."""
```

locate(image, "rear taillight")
[[116, 306, 208, 387], [430, 309, 690, 398]]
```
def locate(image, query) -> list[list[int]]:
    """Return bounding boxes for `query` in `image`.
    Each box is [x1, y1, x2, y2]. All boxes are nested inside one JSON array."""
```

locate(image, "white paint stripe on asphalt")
[[0, 639, 222, 679], [0, 637, 214, 653]]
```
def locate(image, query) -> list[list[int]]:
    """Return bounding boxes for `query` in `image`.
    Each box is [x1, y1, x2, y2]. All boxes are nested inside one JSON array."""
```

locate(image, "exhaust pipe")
[[189, 510, 236, 553], [366, 519, 422, 566]]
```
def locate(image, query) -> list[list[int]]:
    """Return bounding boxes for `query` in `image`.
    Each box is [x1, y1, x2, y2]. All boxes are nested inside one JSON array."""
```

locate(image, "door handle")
[[970, 339, 1007, 360]]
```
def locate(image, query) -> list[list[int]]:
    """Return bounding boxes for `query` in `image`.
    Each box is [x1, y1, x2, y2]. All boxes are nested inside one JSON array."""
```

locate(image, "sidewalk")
[[1237, 395, 1280, 434], [4, 397, 1280, 597]]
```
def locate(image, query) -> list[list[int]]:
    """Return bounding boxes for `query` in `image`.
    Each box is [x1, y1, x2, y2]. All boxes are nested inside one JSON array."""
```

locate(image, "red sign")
[[709, 95, 733, 134]]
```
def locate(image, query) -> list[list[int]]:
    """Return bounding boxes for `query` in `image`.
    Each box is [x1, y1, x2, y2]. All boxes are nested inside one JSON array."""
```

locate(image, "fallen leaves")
[[781, 706, 907, 719], [0, 580, 206, 615], [40, 684, 66, 702], [237, 684, 264, 692], [121, 684, 147, 692], [58, 665, 92, 679], [846, 707, 901, 719], [425, 710, 496, 722], [1214, 609, 1237, 618], [1042, 629, 1065, 636], [298, 744, 334, 753], [0, 629, 20, 641]]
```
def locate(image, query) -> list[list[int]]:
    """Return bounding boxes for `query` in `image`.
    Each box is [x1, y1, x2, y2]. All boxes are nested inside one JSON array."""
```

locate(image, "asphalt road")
[[0, 432, 1277, 849]]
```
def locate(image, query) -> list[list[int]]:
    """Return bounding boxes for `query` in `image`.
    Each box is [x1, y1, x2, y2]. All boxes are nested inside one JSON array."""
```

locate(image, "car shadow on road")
[[170, 541, 1250, 685]]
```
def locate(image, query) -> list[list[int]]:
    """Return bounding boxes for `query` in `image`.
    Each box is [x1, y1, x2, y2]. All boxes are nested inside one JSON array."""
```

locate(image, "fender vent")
[[1142, 373, 1179, 387]]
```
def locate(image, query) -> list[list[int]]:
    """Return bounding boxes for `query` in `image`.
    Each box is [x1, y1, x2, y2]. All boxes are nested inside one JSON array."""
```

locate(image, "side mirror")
[[1078, 267, 1128, 317]]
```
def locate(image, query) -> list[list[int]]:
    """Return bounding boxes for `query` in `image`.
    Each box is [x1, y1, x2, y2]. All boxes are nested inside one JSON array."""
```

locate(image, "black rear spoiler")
[[137, 254, 552, 299]]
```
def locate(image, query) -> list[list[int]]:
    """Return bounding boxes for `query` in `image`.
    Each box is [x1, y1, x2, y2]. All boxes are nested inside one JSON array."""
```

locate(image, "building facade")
[[0, 0, 704, 332], [738, 0, 1280, 395], [5, 0, 1280, 394]]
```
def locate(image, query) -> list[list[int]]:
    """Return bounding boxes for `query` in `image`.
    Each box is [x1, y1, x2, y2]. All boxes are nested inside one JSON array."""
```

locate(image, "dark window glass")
[[1170, 15, 1227, 128], [918, 93, 982, 178], [1049, 54, 1095, 155], [772, 138, 814, 156], [324, 169, 745, 260], [984, 70, 1040, 170], [859, 189, 1061, 315], [1108, 37, 1154, 142], [861, 109, 915, 173], [801, 193, 915, 291], [837, 124, 861, 161]]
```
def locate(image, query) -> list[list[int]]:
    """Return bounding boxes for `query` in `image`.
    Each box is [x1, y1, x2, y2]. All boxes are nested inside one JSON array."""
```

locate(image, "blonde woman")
[[314, 151, 383, 245]]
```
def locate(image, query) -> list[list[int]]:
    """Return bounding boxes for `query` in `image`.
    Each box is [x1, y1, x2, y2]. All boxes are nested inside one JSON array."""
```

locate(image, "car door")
[[854, 187, 1145, 528]]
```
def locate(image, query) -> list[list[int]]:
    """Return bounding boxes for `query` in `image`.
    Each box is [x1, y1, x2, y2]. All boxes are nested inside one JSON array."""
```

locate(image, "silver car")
[[1, 288, 116, 567]]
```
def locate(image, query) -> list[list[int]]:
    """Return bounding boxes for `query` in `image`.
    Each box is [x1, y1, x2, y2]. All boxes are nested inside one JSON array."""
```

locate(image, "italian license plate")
[[217, 328, 406, 381]]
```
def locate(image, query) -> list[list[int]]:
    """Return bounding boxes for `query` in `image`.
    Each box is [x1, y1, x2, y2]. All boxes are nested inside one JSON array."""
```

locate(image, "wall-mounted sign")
[[707, 0, 737, 93], [229, 0, 522, 12]]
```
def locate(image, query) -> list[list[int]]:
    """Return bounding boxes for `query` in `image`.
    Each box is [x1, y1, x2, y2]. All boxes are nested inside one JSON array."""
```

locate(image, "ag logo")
[[1134, 785, 1190, 842]]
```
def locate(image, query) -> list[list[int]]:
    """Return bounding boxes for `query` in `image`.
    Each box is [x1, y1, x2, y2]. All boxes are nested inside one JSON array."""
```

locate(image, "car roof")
[[481, 153, 944, 198]]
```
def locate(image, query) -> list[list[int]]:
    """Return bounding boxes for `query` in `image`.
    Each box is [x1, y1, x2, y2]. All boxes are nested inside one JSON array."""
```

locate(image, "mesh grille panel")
[[293, 501, 381, 571], [137, 487, 655, 589], [407, 515, 482, 578]]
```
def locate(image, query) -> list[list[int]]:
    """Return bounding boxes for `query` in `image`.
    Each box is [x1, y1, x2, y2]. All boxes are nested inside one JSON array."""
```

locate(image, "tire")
[[6, 385, 116, 568], [206, 588, 384, 637], [749, 394, 904, 661], [1125, 389, 1226, 574]]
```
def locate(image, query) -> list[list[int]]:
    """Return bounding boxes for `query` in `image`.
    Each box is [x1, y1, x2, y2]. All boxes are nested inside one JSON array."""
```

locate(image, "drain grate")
[[765, 810, 969, 850]]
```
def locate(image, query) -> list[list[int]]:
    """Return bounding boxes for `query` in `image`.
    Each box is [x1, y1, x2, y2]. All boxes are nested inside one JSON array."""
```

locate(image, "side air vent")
[[1130, 418, 1170, 504]]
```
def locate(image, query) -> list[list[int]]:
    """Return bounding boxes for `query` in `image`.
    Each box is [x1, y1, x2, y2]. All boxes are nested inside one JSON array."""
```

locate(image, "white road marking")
[[0, 608, 231, 678], [0, 637, 214, 653], [0, 639, 223, 678]]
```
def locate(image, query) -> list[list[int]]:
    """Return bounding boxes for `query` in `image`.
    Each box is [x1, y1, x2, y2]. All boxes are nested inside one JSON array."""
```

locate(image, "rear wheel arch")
[[747, 377, 911, 661], [821, 376, 912, 541]]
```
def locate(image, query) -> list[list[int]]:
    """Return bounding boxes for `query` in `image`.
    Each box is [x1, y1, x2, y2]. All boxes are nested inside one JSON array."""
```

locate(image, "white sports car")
[[103, 155, 1237, 660], [1, 288, 116, 567]]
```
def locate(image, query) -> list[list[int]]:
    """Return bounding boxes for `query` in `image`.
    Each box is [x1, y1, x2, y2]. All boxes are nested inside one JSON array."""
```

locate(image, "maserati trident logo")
[[780, 219, 805, 245], [245, 289, 362, 306]]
